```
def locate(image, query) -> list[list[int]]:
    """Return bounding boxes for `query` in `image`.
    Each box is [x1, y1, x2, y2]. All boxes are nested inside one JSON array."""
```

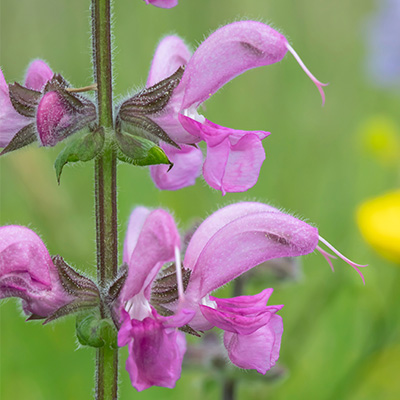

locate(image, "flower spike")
[[318, 236, 367, 284], [285, 42, 328, 105]]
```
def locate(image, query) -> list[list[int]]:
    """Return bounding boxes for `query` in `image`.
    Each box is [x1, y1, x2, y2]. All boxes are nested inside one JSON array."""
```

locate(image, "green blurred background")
[[1, 0, 400, 399]]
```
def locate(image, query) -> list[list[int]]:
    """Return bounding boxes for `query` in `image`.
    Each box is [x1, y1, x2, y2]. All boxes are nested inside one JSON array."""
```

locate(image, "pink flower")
[[0, 60, 96, 152], [119, 21, 327, 194], [0, 60, 52, 147], [0, 225, 73, 318], [117, 202, 365, 390], [143, 0, 178, 9]]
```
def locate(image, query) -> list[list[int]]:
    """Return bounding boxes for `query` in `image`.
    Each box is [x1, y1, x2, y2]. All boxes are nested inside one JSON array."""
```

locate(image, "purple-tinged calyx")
[[36, 77, 97, 147], [1, 61, 97, 153]]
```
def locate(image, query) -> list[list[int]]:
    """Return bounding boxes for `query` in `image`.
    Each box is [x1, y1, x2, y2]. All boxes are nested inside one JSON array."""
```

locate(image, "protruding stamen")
[[316, 245, 336, 272], [285, 43, 328, 106], [174, 246, 185, 301], [318, 236, 367, 284]]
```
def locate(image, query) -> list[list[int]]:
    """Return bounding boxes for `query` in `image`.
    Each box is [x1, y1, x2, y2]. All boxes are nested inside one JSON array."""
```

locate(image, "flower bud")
[[36, 86, 96, 147]]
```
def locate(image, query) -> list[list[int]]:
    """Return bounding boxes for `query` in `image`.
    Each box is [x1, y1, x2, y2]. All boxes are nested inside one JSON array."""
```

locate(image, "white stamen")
[[182, 105, 206, 123], [174, 246, 185, 301], [285, 42, 328, 106]]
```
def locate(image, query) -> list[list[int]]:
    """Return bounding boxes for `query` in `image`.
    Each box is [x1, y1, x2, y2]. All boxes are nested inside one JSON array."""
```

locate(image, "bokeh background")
[[1, 0, 400, 399]]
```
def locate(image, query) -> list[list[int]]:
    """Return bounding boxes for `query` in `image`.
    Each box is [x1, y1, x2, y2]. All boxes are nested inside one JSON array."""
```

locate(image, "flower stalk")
[[91, 0, 118, 399]]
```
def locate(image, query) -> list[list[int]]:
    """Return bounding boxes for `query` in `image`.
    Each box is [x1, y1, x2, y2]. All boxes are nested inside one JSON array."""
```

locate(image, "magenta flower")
[[0, 225, 73, 317], [119, 21, 327, 194], [143, 0, 178, 8], [0, 60, 96, 152], [117, 202, 365, 391]]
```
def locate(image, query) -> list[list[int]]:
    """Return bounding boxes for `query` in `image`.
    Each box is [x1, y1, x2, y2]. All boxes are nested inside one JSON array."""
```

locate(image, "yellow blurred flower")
[[359, 115, 400, 166], [357, 191, 400, 263]]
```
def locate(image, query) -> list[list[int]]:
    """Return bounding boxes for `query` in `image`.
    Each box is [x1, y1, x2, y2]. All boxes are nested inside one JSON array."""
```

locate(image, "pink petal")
[[224, 314, 283, 374], [24, 60, 53, 92], [0, 68, 31, 146], [185, 204, 319, 299], [146, 36, 195, 144], [123, 207, 151, 264], [180, 21, 288, 110], [121, 209, 180, 302], [0, 225, 72, 317], [200, 304, 273, 335], [149, 142, 203, 190], [122, 316, 186, 391], [184, 202, 281, 273], [144, 0, 179, 10], [200, 289, 283, 335], [147, 36, 191, 87], [179, 115, 269, 194], [210, 288, 274, 309]]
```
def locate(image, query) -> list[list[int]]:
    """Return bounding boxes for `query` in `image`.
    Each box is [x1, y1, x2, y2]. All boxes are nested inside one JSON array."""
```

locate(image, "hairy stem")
[[92, 0, 118, 399]]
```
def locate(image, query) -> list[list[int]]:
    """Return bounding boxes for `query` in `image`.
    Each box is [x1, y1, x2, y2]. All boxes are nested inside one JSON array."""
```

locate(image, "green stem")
[[92, 0, 118, 399]]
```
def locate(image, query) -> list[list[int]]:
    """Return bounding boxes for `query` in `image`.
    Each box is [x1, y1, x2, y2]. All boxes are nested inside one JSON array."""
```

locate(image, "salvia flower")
[[0, 225, 99, 321], [0, 60, 96, 154], [118, 21, 327, 194], [0, 225, 73, 318], [117, 202, 365, 391], [143, 0, 178, 9]]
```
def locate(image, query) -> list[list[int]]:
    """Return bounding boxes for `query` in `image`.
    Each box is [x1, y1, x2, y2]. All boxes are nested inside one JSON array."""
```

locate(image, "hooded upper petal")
[[121, 208, 180, 303], [24, 60, 53, 92], [0, 68, 31, 146], [149, 142, 203, 190], [184, 202, 319, 300], [0, 225, 72, 317], [179, 21, 288, 110]]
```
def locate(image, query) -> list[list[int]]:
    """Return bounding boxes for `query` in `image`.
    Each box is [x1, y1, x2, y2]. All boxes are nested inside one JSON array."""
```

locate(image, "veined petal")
[[0, 68, 31, 146], [210, 288, 274, 310], [121, 209, 180, 302], [144, 0, 179, 10], [200, 289, 283, 335], [180, 21, 288, 110], [24, 60, 53, 92], [147, 36, 191, 87], [185, 204, 318, 299], [224, 314, 283, 374], [123, 316, 186, 391], [200, 304, 272, 335], [150, 142, 203, 190], [179, 115, 269, 194]]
